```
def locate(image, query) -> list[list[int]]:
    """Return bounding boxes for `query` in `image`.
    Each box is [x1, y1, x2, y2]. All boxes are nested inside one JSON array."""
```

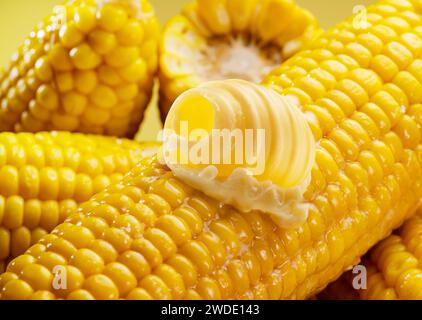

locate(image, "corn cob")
[[320, 210, 422, 300], [158, 0, 321, 120], [0, 0, 159, 138], [0, 131, 156, 274], [2, 0, 422, 300]]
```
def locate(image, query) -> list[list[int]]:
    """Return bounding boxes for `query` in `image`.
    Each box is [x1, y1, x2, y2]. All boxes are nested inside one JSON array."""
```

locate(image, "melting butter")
[[163, 79, 315, 227]]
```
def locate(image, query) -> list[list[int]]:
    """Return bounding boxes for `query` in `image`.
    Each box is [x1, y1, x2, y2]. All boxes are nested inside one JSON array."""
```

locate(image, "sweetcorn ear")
[[158, 0, 320, 120], [2, 0, 422, 300], [320, 210, 422, 300], [0, 0, 159, 137], [0, 132, 155, 274]]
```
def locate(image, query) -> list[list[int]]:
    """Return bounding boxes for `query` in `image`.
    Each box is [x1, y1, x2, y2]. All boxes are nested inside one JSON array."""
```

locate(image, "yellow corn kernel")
[[74, 70, 98, 95], [62, 91, 88, 116], [117, 20, 144, 46], [59, 22, 84, 49], [83, 274, 119, 300], [105, 46, 139, 68], [48, 45, 73, 72], [74, 5, 97, 33], [34, 57, 53, 82], [97, 4, 128, 32], [1, 279, 34, 300], [88, 30, 117, 55], [70, 44, 102, 70], [89, 85, 117, 109], [36, 84, 59, 111], [118, 58, 148, 83], [70, 248, 105, 276], [56, 72, 74, 93], [83, 107, 110, 126]]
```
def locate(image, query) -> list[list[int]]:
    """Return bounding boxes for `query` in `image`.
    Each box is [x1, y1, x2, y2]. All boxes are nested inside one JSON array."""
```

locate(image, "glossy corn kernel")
[[320, 210, 422, 300], [0, 131, 156, 270], [158, 0, 321, 120], [0, 0, 159, 137]]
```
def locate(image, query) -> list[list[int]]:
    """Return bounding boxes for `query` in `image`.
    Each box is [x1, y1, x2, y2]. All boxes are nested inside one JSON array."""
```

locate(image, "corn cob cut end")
[[158, 0, 321, 121]]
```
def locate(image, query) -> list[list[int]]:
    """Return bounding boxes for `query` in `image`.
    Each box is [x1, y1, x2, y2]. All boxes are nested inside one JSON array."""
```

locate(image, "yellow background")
[[0, 0, 375, 140]]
